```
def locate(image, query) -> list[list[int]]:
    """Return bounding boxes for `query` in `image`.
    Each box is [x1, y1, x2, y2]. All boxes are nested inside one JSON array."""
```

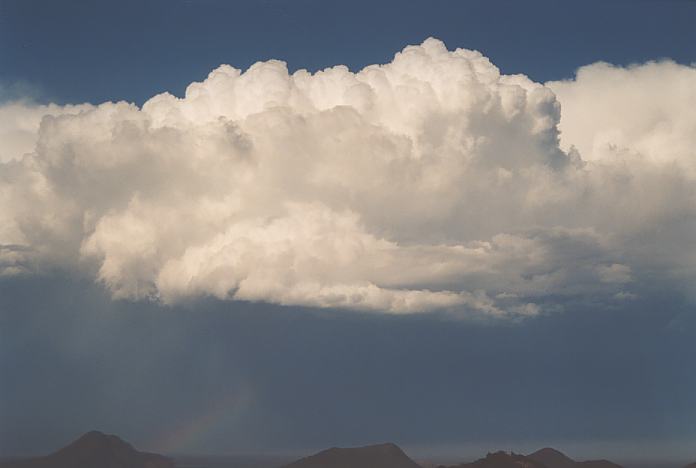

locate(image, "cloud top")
[[1, 38, 695, 317]]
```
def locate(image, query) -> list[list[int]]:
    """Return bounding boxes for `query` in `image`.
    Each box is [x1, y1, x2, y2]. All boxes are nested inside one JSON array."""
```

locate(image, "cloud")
[[0, 101, 94, 163], [548, 60, 696, 170], [1, 38, 695, 316]]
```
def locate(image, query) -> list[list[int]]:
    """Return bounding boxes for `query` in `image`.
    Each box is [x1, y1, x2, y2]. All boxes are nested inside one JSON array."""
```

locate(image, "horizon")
[[1, 0, 695, 466], [2, 429, 693, 468]]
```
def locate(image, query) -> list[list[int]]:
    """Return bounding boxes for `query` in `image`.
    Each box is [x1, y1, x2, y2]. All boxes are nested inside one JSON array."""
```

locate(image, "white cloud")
[[548, 60, 696, 171], [0, 101, 93, 163], [1, 38, 694, 317]]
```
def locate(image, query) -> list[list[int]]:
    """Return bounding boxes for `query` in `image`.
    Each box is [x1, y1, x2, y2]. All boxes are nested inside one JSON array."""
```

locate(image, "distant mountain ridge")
[[527, 448, 575, 468], [527, 448, 623, 468], [435, 448, 624, 468], [282, 442, 423, 468], [0, 436, 646, 468], [0, 431, 174, 468], [437, 450, 546, 468]]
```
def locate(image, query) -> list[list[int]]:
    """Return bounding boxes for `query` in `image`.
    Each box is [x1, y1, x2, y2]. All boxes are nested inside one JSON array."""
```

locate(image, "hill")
[[282, 442, 422, 468], [528, 448, 623, 468], [0, 431, 174, 468], [437, 451, 547, 468], [527, 448, 575, 468]]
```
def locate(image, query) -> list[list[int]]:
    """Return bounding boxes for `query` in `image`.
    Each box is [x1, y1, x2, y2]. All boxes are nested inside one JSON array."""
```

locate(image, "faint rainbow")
[[150, 385, 253, 454]]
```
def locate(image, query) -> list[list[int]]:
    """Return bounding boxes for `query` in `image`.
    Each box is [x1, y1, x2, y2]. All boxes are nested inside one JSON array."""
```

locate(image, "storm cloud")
[[1, 38, 695, 316]]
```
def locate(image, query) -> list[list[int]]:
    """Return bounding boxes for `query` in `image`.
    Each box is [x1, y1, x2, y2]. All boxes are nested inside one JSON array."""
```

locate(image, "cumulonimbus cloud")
[[1, 38, 695, 317]]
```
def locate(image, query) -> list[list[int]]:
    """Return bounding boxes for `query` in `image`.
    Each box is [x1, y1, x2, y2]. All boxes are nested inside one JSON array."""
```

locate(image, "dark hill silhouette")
[[527, 448, 623, 468], [282, 442, 422, 468], [0, 431, 174, 468], [684, 463, 696, 468], [527, 449, 574, 468], [437, 451, 547, 468]]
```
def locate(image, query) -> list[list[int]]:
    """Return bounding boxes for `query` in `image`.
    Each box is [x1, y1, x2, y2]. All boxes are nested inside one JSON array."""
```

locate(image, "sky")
[[1, 0, 696, 464]]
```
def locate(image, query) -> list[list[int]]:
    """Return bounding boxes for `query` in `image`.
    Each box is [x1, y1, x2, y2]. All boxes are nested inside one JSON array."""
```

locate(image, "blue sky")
[[1, 0, 696, 464], [2, 274, 695, 461], [1, 0, 694, 104]]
